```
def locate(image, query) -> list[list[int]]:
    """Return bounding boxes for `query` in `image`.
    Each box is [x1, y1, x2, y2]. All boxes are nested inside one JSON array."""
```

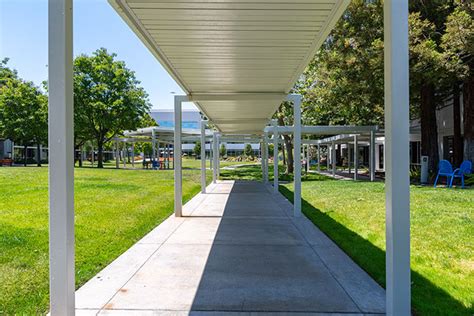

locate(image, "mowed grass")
[[0, 164, 210, 314], [223, 164, 473, 315]]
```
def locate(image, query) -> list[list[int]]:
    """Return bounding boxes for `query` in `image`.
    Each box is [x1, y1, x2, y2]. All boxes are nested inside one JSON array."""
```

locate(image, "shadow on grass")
[[279, 185, 472, 316]]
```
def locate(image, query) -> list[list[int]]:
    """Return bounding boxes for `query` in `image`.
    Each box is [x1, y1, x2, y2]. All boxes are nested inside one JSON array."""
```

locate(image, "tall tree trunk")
[[24, 145, 28, 167], [78, 146, 83, 167], [420, 83, 439, 172], [36, 143, 41, 167], [453, 83, 463, 166], [281, 142, 286, 166], [283, 135, 294, 174], [97, 140, 104, 168], [463, 76, 474, 161]]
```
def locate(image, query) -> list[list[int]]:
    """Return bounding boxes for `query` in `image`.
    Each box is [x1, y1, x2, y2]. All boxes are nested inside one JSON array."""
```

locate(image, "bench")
[[0, 159, 13, 166]]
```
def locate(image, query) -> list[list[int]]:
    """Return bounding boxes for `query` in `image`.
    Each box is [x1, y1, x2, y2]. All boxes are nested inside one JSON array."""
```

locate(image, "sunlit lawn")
[[223, 164, 473, 316], [0, 164, 210, 314]]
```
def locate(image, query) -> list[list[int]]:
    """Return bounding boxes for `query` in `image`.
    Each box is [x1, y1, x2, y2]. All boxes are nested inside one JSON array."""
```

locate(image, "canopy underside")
[[109, 0, 349, 134]]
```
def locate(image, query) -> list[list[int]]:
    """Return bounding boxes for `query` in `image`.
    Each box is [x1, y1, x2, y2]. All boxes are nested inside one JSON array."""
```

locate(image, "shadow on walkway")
[[279, 185, 471, 316]]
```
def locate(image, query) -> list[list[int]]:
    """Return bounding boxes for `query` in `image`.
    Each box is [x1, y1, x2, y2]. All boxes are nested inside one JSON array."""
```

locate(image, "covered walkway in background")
[[75, 181, 385, 315]]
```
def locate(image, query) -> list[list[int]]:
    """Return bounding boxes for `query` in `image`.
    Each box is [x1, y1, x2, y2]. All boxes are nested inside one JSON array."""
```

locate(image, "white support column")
[[306, 144, 310, 173], [317, 144, 321, 172], [263, 131, 269, 183], [331, 141, 336, 176], [151, 128, 156, 170], [354, 135, 358, 180], [174, 95, 185, 217], [209, 140, 213, 170], [48, 0, 75, 313], [200, 120, 206, 193], [383, 139, 386, 171], [217, 134, 221, 178], [212, 132, 218, 183], [348, 143, 351, 174], [291, 94, 302, 217], [131, 143, 135, 168], [326, 145, 330, 170], [370, 130, 376, 181], [273, 121, 279, 194], [384, 0, 411, 314], [115, 140, 119, 169]]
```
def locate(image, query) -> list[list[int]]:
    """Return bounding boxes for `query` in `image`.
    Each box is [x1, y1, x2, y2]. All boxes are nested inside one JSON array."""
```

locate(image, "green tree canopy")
[[219, 143, 226, 157], [244, 143, 253, 157], [0, 65, 47, 166], [73, 48, 151, 167], [193, 141, 201, 158]]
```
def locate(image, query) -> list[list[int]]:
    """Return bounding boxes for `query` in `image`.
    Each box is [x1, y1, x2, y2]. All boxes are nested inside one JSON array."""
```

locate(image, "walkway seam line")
[[97, 181, 218, 313], [271, 185, 364, 314]]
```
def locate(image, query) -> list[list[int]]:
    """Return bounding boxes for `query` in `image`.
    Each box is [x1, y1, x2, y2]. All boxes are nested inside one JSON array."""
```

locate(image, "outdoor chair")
[[449, 160, 472, 189], [434, 160, 454, 188]]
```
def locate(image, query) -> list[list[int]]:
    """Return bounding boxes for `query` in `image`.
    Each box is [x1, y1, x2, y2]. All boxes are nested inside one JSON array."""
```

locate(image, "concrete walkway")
[[76, 180, 385, 315]]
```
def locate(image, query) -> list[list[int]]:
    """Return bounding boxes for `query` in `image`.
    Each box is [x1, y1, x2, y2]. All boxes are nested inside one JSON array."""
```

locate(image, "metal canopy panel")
[[109, 0, 349, 133]]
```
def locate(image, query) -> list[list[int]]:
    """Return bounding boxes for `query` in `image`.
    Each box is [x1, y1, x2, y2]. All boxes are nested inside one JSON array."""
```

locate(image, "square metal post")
[[151, 128, 156, 169], [370, 130, 376, 181], [306, 144, 310, 173], [348, 143, 351, 174], [317, 144, 321, 172], [48, 0, 75, 313], [174, 95, 186, 217], [217, 134, 221, 178], [212, 132, 218, 183], [384, 0, 411, 314], [326, 145, 330, 170], [115, 140, 119, 169], [209, 140, 213, 170], [290, 94, 302, 216], [262, 132, 268, 183], [200, 120, 207, 193], [354, 135, 358, 180], [331, 142, 336, 176], [131, 143, 135, 168], [273, 121, 279, 194]]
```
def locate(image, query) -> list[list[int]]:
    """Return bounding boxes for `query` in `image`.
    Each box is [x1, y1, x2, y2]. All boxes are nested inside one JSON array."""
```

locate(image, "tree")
[[299, 1, 384, 127], [0, 73, 47, 166], [441, 4, 474, 162], [274, 102, 295, 174], [193, 141, 201, 158], [219, 143, 226, 157], [244, 143, 253, 157], [74, 48, 151, 168], [409, 12, 446, 172]]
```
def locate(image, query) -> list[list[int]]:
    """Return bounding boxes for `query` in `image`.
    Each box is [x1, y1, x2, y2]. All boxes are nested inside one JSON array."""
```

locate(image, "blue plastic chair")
[[434, 160, 454, 188], [449, 160, 472, 188]]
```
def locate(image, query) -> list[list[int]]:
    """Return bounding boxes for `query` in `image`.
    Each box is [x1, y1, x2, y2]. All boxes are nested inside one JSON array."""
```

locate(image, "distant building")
[[150, 109, 201, 130], [150, 109, 261, 156]]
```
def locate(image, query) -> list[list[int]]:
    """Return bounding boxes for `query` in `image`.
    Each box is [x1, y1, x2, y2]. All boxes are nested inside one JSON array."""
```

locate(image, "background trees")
[[219, 143, 227, 158], [286, 0, 473, 174], [193, 141, 201, 158], [0, 59, 47, 166], [244, 143, 253, 157], [74, 48, 151, 168]]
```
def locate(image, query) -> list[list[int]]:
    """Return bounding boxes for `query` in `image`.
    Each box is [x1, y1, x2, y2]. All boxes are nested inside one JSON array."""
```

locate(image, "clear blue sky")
[[0, 0, 196, 110]]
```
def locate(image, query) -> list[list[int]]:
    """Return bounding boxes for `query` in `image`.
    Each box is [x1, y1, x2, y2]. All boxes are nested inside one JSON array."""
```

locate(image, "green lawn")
[[223, 164, 474, 316], [0, 164, 211, 314]]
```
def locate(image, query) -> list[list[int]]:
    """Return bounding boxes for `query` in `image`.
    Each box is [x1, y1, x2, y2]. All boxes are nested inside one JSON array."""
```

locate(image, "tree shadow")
[[279, 185, 472, 316]]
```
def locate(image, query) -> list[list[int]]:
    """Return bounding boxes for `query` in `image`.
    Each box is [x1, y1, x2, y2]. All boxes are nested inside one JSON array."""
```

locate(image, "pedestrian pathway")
[[75, 180, 385, 315]]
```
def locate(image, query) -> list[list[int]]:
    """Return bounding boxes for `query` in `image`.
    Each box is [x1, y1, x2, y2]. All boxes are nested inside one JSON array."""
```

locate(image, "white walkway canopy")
[[47, 0, 410, 315], [109, 0, 349, 134]]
